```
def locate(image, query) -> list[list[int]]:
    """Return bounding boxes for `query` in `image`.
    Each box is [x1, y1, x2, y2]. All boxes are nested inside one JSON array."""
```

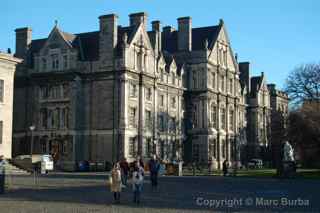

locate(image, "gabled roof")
[[28, 31, 100, 61]]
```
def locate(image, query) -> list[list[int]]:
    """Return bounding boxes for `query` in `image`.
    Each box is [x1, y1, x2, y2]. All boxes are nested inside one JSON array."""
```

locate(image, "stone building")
[[267, 84, 289, 167], [239, 62, 289, 162], [12, 12, 284, 170], [0, 52, 22, 158]]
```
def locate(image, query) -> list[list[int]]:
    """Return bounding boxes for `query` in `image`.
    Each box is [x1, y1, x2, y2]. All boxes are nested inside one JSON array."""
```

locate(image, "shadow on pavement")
[[1, 175, 320, 212]]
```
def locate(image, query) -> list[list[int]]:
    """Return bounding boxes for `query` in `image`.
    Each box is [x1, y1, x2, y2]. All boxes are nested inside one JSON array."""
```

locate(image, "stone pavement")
[[0, 173, 319, 213]]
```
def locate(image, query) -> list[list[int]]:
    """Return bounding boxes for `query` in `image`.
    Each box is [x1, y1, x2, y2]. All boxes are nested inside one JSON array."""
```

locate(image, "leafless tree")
[[285, 63, 320, 106]]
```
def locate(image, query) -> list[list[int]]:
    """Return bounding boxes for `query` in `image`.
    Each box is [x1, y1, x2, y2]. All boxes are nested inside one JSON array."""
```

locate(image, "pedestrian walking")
[[120, 158, 129, 187], [0, 155, 5, 194], [132, 161, 144, 204], [110, 162, 122, 204], [148, 155, 160, 191], [136, 155, 144, 169], [223, 160, 229, 176]]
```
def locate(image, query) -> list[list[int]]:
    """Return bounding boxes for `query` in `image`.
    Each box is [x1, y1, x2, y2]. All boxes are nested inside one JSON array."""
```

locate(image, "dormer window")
[[51, 54, 59, 70]]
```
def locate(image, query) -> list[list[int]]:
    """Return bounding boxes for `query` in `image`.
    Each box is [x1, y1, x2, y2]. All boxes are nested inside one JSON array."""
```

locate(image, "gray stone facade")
[[11, 12, 286, 170]]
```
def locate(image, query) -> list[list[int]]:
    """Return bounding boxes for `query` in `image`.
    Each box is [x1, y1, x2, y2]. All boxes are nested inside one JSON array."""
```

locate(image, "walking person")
[[120, 158, 129, 187], [222, 160, 229, 177], [110, 162, 122, 204], [132, 161, 144, 204], [0, 155, 6, 194], [148, 155, 160, 191]]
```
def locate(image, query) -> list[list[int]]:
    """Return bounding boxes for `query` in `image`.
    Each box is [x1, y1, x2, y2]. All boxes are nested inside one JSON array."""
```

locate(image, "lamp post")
[[29, 125, 37, 185], [29, 125, 35, 156]]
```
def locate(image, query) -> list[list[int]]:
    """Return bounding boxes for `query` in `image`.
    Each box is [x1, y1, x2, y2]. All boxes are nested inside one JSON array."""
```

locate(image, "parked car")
[[14, 154, 54, 174], [247, 159, 263, 169]]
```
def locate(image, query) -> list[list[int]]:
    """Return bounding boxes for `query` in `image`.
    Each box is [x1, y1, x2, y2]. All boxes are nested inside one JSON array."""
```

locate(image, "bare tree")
[[285, 63, 320, 106]]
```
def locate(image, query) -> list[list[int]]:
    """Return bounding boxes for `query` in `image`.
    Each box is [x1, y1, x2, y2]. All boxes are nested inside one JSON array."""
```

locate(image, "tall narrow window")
[[171, 96, 176, 108], [137, 52, 142, 70], [146, 88, 152, 101], [129, 137, 136, 157], [51, 54, 59, 70], [193, 75, 197, 89], [211, 72, 216, 89], [145, 110, 152, 129], [224, 51, 227, 67], [0, 80, 4, 103], [130, 83, 137, 97], [159, 94, 164, 107], [144, 54, 148, 71], [129, 107, 137, 127], [220, 75, 225, 92], [158, 114, 165, 131], [144, 138, 153, 158], [211, 104, 217, 128], [63, 55, 68, 69], [42, 58, 47, 71], [229, 78, 233, 95], [193, 105, 198, 128], [229, 108, 234, 131], [220, 107, 226, 130]]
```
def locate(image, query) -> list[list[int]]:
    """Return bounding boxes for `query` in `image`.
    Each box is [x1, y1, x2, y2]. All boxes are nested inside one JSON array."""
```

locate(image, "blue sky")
[[1, 0, 319, 89]]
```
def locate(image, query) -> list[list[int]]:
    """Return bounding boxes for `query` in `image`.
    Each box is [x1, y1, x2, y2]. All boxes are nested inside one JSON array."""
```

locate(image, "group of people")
[[109, 155, 160, 204]]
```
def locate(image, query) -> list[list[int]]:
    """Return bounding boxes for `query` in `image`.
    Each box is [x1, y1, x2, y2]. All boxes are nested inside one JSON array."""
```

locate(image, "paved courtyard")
[[0, 173, 319, 213]]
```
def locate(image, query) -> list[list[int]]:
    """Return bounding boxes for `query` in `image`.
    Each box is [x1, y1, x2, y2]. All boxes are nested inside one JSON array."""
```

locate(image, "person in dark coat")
[[120, 158, 129, 186], [148, 155, 160, 190], [222, 160, 229, 176], [0, 155, 6, 194]]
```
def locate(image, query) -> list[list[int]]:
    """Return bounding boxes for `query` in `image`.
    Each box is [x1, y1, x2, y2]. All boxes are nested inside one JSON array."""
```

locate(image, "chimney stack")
[[239, 62, 251, 93], [15, 27, 32, 59], [151, 21, 162, 54], [177, 17, 192, 51], [129, 12, 148, 28], [99, 14, 118, 66]]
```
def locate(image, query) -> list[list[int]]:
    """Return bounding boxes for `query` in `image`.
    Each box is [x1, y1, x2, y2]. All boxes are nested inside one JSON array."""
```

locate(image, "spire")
[[54, 20, 58, 27]]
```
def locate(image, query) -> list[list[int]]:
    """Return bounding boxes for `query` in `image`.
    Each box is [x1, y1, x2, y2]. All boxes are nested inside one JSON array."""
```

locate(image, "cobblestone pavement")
[[0, 173, 319, 213]]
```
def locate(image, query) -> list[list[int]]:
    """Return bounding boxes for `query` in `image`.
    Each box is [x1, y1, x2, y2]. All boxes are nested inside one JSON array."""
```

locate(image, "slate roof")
[[250, 76, 263, 97], [27, 23, 221, 65], [161, 25, 220, 53], [192, 26, 220, 50], [28, 31, 100, 62]]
